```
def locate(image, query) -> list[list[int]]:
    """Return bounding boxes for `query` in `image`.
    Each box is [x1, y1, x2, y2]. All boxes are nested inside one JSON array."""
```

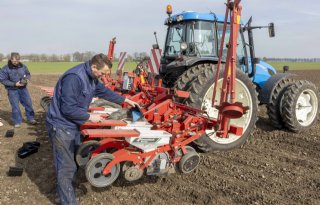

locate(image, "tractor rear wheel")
[[173, 64, 211, 101], [267, 77, 296, 129], [281, 80, 319, 133], [186, 65, 258, 152], [174, 63, 211, 90]]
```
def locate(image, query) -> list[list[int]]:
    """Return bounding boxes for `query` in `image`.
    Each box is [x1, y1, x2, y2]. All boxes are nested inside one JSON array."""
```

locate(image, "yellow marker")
[[228, 66, 231, 77], [237, 15, 241, 24], [140, 74, 145, 84]]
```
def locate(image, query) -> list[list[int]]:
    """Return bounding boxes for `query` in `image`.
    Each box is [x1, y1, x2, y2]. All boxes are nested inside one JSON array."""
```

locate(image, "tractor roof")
[[165, 11, 226, 24], [165, 11, 237, 25]]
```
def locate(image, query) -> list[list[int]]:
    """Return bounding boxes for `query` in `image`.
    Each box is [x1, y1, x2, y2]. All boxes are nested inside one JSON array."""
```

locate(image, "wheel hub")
[[202, 79, 253, 144], [124, 167, 143, 182], [295, 89, 318, 126]]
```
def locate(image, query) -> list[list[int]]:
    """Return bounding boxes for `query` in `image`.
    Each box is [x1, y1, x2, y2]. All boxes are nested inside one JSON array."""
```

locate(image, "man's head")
[[90, 53, 112, 79], [10, 52, 21, 66]]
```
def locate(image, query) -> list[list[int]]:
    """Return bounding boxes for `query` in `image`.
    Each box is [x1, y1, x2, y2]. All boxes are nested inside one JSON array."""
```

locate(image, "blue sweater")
[[46, 61, 125, 129], [0, 61, 31, 90]]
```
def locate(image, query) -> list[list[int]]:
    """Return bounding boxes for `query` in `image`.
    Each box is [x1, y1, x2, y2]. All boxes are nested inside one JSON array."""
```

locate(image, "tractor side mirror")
[[268, 23, 275, 38]]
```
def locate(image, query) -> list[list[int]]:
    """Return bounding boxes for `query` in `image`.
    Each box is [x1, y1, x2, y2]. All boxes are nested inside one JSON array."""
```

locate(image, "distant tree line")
[[0, 51, 149, 62], [263, 57, 320, 63]]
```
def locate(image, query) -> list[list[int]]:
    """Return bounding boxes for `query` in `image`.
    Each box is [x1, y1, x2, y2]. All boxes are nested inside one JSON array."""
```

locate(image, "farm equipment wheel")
[[85, 153, 120, 188], [75, 140, 100, 168], [122, 161, 144, 182], [175, 146, 196, 157], [179, 150, 200, 174], [186, 66, 258, 152], [281, 80, 319, 133], [40, 96, 52, 112], [173, 64, 211, 101], [267, 77, 296, 129]]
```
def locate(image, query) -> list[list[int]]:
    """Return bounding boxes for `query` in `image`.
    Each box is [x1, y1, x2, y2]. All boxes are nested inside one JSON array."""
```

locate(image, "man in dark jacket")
[[46, 53, 138, 205], [0, 52, 36, 128]]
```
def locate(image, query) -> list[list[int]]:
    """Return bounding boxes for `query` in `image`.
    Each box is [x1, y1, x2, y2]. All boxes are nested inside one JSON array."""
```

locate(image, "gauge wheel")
[[75, 140, 100, 168], [85, 153, 120, 188]]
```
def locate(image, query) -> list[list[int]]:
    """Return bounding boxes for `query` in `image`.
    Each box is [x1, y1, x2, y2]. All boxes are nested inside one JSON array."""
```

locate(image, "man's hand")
[[15, 81, 24, 87], [124, 98, 140, 108], [88, 113, 104, 122]]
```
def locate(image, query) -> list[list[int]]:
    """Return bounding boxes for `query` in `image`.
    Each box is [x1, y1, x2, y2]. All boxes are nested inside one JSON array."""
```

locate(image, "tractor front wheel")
[[186, 65, 258, 152]]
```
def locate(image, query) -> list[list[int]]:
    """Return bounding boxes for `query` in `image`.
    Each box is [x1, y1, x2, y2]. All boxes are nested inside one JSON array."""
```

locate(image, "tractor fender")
[[183, 56, 220, 67], [259, 73, 295, 104]]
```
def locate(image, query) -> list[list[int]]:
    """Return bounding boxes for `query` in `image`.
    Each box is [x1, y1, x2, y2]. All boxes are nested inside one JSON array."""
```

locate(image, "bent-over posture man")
[[0, 52, 36, 128], [46, 54, 138, 205]]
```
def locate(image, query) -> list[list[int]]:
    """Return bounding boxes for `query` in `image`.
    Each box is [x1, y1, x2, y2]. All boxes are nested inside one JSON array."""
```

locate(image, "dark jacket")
[[0, 61, 31, 90], [46, 61, 125, 129]]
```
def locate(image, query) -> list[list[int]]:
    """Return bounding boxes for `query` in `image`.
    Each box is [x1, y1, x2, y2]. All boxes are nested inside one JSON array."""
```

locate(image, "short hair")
[[91, 53, 112, 70], [11, 52, 20, 60]]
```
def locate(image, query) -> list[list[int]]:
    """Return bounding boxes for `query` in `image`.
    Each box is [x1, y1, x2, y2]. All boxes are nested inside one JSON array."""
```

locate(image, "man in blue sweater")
[[0, 52, 36, 128], [46, 53, 138, 205]]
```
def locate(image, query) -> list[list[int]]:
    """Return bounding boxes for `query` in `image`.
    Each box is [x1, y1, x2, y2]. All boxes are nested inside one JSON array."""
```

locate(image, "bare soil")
[[0, 71, 319, 205]]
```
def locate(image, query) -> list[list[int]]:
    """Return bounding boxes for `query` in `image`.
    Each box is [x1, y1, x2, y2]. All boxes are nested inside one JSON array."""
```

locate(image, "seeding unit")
[[76, 0, 252, 188]]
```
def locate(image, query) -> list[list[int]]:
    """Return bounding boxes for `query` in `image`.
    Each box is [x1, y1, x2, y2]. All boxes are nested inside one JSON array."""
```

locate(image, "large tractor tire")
[[186, 65, 258, 152], [173, 64, 211, 101], [266, 77, 296, 129], [281, 80, 319, 133]]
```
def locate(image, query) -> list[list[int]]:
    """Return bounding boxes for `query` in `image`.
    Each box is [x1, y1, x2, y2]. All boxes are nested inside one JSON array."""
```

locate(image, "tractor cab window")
[[165, 23, 185, 56], [217, 23, 245, 61], [186, 21, 215, 56]]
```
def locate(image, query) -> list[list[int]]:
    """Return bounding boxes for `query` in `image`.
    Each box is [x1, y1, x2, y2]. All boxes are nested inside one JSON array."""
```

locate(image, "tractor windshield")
[[164, 21, 245, 59], [164, 21, 216, 57], [164, 23, 186, 56], [186, 21, 215, 56]]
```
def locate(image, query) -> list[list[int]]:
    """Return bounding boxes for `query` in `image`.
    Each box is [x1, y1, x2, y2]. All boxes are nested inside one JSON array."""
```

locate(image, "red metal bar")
[[91, 139, 129, 158], [107, 37, 116, 62], [81, 120, 127, 128], [88, 107, 105, 111], [82, 129, 140, 138], [211, 2, 230, 107]]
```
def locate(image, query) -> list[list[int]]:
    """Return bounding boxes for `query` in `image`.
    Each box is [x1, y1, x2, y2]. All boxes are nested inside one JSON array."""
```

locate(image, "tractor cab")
[[159, 7, 277, 89]]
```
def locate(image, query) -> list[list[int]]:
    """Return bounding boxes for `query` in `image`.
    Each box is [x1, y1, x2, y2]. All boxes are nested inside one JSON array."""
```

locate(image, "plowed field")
[[0, 70, 319, 205]]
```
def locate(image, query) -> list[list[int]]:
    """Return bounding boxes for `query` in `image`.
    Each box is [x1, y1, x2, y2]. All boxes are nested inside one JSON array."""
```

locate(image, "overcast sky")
[[1, 0, 319, 58]]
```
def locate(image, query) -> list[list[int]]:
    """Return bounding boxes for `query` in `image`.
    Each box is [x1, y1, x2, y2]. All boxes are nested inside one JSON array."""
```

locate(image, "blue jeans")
[[7, 88, 35, 124], [47, 124, 81, 205]]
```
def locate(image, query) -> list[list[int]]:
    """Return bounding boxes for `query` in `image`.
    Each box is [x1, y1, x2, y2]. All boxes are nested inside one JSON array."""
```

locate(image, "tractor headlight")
[[180, 42, 188, 51], [176, 15, 183, 22]]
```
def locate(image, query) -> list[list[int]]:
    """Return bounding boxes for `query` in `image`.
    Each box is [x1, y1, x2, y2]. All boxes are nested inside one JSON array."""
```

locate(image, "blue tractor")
[[157, 6, 319, 152]]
